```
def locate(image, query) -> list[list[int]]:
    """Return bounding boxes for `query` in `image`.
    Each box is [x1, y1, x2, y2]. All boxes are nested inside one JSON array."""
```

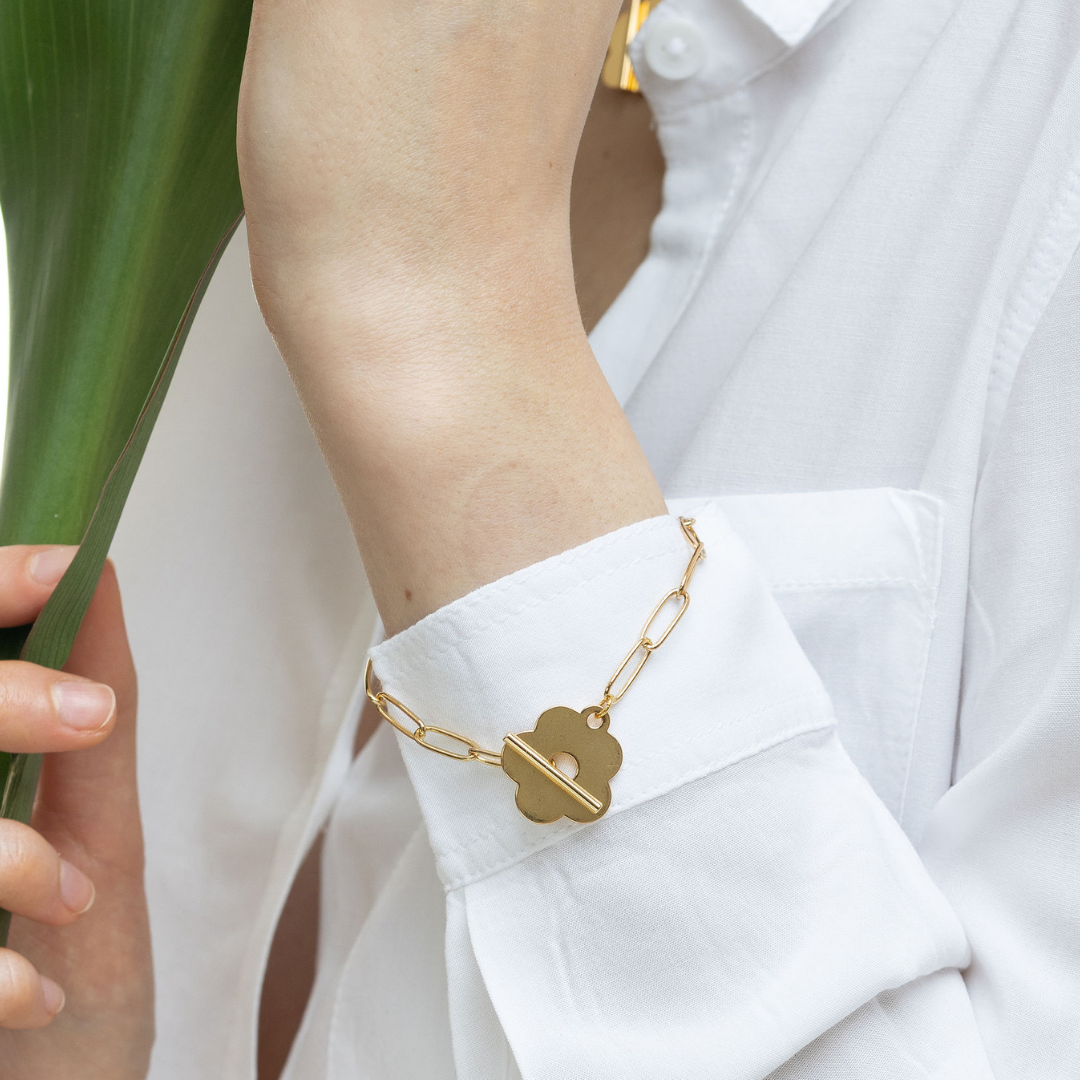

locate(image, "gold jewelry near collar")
[[365, 517, 705, 824], [601, 0, 652, 93]]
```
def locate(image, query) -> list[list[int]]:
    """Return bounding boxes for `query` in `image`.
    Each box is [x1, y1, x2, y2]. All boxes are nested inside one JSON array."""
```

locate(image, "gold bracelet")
[[365, 517, 705, 824]]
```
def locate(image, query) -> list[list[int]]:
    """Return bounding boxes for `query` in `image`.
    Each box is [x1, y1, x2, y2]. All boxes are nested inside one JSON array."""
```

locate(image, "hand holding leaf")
[[0, 551, 151, 1077], [0, 0, 254, 1062]]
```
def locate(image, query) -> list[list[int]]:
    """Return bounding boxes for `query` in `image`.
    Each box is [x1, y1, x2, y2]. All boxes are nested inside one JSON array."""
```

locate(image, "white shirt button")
[[643, 20, 707, 81]]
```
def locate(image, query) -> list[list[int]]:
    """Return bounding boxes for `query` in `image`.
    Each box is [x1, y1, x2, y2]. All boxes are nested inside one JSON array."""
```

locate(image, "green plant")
[[0, 0, 254, 944]]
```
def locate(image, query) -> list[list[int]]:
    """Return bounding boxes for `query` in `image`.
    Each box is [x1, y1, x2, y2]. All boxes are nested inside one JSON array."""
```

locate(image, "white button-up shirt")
[[115, 0, 1080, 1076]]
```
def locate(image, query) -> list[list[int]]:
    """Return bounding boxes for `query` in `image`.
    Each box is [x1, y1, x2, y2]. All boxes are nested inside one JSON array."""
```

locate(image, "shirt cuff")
[[369, 504, 834, 889]]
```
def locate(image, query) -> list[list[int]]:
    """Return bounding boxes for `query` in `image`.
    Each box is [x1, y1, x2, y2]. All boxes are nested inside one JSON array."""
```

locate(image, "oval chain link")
[[363, 666, 504, 765], [365, 516, 705, 764]]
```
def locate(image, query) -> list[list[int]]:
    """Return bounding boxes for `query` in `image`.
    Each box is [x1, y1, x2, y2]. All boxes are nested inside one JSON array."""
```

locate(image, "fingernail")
[[59, 860, 95, 915], [40, 976, 65, 1016], [52, 681, 116, 732], [28, 547, 77, 586]]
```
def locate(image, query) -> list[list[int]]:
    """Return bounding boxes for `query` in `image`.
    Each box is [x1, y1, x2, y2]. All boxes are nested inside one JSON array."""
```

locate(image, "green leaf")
[[0, 0, 255, 942]]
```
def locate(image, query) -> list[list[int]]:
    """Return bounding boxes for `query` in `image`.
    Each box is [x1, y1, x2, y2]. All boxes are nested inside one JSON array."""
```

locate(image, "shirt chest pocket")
[[671, 488, 944, 822]]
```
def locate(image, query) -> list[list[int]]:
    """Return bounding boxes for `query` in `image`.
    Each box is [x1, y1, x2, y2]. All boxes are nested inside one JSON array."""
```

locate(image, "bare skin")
[[572, 81, 665, 334], [0, 547, 152, 1077], [237, 0, 669, 639]]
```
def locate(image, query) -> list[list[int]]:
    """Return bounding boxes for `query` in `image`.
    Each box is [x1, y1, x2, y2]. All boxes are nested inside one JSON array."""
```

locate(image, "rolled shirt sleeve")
[[368, 506, 989, 1080]]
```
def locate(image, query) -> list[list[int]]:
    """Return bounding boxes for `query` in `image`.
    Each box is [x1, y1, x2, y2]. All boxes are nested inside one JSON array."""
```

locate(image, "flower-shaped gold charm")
[[501, 708, 623, 824]]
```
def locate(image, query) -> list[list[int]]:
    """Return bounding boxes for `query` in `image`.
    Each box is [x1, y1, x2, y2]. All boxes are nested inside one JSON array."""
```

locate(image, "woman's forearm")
[[238, 0, 665, 635], [265, 262, 663, 635]]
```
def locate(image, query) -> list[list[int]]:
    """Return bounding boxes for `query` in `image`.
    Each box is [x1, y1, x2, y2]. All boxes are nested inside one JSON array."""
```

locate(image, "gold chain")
[[364, 517, 705, 767]]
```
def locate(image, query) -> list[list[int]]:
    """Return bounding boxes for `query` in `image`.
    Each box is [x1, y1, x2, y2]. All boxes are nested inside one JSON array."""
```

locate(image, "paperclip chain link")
[[364, 516, 706, 767]]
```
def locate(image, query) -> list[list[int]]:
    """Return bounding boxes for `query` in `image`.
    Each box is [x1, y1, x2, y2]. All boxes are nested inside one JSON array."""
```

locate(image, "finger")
[[0, 819, 95, 926], [0, 948, 64, 1028], [0, 545, 77, 629], [0, 662, 116, 753]]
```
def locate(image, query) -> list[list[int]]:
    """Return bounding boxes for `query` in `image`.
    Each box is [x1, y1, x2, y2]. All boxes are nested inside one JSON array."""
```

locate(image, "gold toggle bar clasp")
[[503, 733, 604, 815]]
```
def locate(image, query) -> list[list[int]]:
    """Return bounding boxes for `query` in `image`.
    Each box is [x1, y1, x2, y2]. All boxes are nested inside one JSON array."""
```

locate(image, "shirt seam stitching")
[[765, 575, 926, 591], [981, 157, 1080, 470]]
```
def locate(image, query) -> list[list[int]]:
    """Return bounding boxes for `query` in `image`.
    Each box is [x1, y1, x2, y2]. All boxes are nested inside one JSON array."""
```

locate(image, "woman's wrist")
[[279, 312, 665, 635]]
